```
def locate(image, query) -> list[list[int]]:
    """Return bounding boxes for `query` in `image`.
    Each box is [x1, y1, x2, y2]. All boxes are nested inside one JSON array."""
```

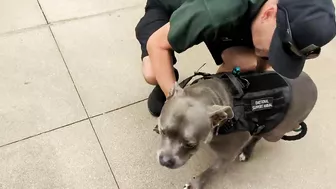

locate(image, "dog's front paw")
[[183, 183, 191, 189], [183, 177, 202, 189], [238, 152, 248, 162]]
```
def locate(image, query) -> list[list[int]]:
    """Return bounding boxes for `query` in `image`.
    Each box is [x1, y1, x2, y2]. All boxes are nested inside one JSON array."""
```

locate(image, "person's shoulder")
[[170, 0, 250, 28], [167, 0, 252, 53], [206, 0, 250, 27]]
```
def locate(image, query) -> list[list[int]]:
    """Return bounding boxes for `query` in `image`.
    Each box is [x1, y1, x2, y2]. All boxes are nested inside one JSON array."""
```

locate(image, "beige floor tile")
[[0, 0, 46, 34], [91, 101, 216, 189], [0, 27, 86, 146], [38, 0, 145, 22], [50, 7, 213, 116], [0, 121, 118, 189], [175, 43, 220, 79]]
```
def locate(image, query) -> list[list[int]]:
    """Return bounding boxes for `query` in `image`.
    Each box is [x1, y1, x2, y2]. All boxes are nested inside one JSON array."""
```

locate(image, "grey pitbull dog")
[[156, 71, 317, 189]]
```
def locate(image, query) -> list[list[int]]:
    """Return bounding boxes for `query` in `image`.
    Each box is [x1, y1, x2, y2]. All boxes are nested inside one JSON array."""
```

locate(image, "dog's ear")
[[207, 105, 234, 126], [168, 82, 185, 98]]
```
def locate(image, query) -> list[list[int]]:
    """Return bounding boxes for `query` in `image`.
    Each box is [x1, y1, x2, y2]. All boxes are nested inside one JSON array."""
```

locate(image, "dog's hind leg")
[[238, 136, 262, 162]]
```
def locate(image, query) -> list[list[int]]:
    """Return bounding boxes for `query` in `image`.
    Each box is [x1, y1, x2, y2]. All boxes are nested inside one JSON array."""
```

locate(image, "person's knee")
[[220, 46, 258, 71], [221, 48, 233, 66], [217, 48, 241, 73], [142, 56, 157, 85], [143, 70, 157, 85]]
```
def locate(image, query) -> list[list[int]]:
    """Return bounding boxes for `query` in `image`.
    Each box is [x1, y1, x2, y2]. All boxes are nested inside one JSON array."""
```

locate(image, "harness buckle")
[[232, 66, 250, 89], [214, 119, 235, 135], [253, 124, 266, 135], [240, 77, 250, 89]]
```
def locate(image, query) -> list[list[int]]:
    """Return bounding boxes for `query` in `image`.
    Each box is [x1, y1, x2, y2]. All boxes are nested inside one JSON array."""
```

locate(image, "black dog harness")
[[178, 70, 307, 141]]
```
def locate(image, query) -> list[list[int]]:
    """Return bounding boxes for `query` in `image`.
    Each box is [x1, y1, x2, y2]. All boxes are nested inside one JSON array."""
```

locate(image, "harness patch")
[[251, 97, 274, 112]]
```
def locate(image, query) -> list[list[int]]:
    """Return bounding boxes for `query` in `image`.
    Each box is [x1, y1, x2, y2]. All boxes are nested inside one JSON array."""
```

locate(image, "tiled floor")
[[0, 1, 335, 189]]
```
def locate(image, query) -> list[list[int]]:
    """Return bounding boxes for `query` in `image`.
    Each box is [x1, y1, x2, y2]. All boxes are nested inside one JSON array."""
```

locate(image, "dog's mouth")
[[163, 163, 182, 169], [158, 150, 194, 169], [160, 158, 187, 169], [155, 124, 198, 169]]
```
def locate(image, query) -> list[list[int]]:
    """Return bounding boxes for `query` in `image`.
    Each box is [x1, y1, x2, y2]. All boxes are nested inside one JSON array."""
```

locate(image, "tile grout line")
[[0, 118, 89, 148], [0, 24, 48, 37], [36, 0, 121, 186], [36, 0, 49, 24], [0, 99, 148, 149], [44, 13, 121, 189], [0, 4, 142, 37], [90, 98, 148, 119], [49, 4, 142, 25]]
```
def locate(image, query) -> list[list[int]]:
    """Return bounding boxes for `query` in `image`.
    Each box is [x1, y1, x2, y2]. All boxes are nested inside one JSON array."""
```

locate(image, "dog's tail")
[[281, 122, 308, 141]]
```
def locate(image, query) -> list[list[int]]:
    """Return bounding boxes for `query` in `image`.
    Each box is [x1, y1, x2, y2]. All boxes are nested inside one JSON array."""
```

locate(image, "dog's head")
[[156, 82, 234, 169]]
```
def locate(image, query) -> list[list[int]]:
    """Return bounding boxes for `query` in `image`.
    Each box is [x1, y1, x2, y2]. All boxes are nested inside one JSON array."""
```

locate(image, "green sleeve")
[[168, 0, 215, 53]]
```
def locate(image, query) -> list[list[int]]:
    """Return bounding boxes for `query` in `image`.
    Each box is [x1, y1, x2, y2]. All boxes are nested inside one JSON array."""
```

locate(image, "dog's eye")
[[183, 142, 197, 149]]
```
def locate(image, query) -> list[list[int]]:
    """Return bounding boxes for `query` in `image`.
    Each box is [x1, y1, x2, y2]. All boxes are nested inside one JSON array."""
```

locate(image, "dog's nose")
[[159, 155, 175, 168]]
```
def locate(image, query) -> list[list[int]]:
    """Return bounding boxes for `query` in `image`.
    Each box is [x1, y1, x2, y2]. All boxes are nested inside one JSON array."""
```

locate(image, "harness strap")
[[178, 72, 211, 88], [224, 73, 245, 99], [282, 122, 308, 141], [178, 72, 248, 99]]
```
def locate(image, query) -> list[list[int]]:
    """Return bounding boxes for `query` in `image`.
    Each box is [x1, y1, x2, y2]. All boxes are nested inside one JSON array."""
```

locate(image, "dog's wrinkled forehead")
[[159, 97, 210, 137]]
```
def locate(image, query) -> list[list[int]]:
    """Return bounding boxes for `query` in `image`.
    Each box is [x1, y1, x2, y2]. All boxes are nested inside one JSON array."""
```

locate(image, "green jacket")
[[159, 0, 267, 53]]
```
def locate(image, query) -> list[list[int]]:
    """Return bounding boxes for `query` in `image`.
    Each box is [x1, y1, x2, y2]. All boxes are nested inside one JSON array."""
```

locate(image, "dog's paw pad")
[[183, 184, 191, 189], [238, 152, 247, 162]]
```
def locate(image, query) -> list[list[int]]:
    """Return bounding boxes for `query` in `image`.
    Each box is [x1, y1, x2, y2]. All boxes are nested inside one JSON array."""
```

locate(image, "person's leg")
[[141, 54, 178, 85], [218, 46, 258, 73], [135, 2, 178, 117], [205, 40, 267, 73], [142, 56, 157, 85], [218, 47, 273, 72]]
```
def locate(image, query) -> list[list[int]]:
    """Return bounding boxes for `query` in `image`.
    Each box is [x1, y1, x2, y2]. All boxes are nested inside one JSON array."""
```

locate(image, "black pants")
[[135, 0, 251, 65]]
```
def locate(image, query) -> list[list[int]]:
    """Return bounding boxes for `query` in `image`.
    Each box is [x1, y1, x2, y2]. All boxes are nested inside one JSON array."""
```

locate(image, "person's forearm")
[[146, 23, 176, 97], [148, 45, 176, 97]]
